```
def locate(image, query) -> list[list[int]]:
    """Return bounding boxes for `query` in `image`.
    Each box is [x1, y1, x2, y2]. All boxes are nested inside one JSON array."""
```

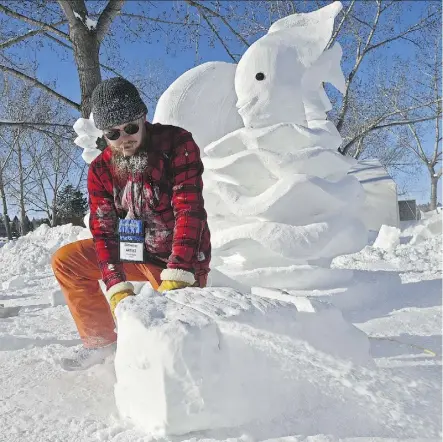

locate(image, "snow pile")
[[114, 287, 373, 436], [0, 223, 86, 280], [154, 2, 367, 290], [408, 211, 442, 245], [333, 212, 442, 275]]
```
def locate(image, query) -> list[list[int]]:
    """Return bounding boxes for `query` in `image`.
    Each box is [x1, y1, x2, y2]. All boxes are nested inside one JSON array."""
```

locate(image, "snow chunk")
[[0, 304, 21, 318], [2, 275, 27, 290], [373, 225, 401, 251], [73, 114, 102, 164], [48, 288, 67, 307], [114, 287, 372, 436], [409, 212, 442, 245]]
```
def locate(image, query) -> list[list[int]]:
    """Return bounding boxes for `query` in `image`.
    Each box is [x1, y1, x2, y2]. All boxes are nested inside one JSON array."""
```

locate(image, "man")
[[52, 77, 211, 370]]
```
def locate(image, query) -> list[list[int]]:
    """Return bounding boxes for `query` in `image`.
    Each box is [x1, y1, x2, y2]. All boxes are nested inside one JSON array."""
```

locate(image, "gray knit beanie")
[[91, 77, 148, 130]]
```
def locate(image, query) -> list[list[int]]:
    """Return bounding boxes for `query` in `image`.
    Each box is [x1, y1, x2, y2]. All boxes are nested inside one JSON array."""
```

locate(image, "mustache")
[[111, 146, 150, 180]]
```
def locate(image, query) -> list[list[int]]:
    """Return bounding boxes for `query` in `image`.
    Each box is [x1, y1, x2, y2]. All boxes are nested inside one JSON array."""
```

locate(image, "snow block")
[[114, 287, 372, 436], [0, 304, 21, 318], [373, 225, 401, 250], [48, 288, 67, 307], [2, 275, 27, 290]]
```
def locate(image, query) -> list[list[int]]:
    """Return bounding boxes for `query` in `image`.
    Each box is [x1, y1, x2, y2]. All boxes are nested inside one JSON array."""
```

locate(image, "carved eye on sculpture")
[[255, 72, 265, 81]]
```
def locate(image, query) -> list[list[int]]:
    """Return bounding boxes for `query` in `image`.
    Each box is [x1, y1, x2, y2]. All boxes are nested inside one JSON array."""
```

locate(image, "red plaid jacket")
[[87, 122, 211, 290]]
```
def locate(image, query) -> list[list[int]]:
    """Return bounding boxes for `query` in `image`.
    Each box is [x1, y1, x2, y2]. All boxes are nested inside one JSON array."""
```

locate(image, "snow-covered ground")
[[0, 214, 441, 441]]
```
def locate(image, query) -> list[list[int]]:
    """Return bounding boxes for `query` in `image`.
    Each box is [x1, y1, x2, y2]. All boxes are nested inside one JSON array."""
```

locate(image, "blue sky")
[[3, 1, 441, 208]]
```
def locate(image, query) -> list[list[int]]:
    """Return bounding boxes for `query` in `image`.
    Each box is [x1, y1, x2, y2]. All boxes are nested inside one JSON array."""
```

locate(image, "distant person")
[[52, 77, 211, 370]]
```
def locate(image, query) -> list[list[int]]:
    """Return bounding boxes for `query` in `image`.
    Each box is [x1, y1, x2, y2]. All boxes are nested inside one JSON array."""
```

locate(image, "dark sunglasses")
[[103, 123, 140, 141]]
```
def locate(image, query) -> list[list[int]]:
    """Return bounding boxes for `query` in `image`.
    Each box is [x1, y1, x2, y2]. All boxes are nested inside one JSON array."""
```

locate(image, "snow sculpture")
[[154, 62, 243, 151], [114, 287, 373, 436], [154, 1, 367, 290], [73, 114, 102, 164]]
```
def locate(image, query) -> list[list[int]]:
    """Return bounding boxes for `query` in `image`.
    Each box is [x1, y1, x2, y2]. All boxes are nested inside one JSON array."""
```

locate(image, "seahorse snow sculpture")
[[75, 1, 367, 290], [154, 1, 367, 290]]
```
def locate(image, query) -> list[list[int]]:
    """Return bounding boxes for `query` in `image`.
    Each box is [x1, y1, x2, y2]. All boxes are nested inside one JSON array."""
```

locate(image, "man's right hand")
[[109, 289, 135, 319]]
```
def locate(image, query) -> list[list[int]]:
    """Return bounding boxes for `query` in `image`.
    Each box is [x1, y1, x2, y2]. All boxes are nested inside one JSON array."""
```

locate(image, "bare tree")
[[0, 75, 84, 229], [0, 77, 36, 236], [389, 34, 442, 210], [24, 105, 85, 226], [26, 131, 80, 225], [0, 132, 14, 239]]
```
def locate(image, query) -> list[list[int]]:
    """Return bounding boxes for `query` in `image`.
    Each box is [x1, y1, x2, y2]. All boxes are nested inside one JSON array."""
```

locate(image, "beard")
[[110, 141, 150, 181]]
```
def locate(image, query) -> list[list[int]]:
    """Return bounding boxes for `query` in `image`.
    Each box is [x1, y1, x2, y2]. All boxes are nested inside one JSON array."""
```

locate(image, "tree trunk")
[[51, 201, 58, 227], [71, 29, 102, 117], [0, 174, 12, 240], [17, 139, 28, 236], [430, 175, 439, 211], [58, 0, 103, 117]]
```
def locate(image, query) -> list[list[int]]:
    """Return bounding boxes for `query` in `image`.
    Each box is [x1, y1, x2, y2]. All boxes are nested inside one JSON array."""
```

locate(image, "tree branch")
[[199, 11, 237, 62], [185, 0, 250, 48], [0, 65, 80, 111], [57, 0, 81, 24], [119, 12, 197, 26], [341, 114, 439, 155], [0, 20, 68, 50], [328, 0, 356, 48], [0, 4, 69, 40], [96, 0, 125, 43], [364, 10, 438, 55], [43, 32, 125, 78], [0, 121, 74, 129]]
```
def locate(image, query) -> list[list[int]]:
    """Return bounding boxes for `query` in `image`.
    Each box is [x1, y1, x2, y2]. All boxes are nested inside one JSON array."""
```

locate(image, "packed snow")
[[114, 288, 372, 437], [0, 214, 441, 440]]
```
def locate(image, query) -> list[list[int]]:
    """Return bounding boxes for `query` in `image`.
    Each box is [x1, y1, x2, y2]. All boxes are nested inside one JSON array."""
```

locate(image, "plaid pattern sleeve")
[[87, 159, 126, 290], [168, 129, 207, 273]]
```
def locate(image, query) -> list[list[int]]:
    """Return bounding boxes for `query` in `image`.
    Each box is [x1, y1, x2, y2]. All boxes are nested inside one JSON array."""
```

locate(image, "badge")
[[118, 219, 145, 263]]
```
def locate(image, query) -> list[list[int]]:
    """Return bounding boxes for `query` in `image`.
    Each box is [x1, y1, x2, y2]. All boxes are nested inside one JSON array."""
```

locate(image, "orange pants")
[[51, 239, 207, 348]]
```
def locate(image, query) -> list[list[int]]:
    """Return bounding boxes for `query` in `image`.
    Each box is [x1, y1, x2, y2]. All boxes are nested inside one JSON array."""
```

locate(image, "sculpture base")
[[213, 264, 354, 290]]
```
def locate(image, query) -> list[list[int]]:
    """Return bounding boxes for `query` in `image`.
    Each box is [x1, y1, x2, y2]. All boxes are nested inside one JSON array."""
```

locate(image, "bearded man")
[[52, 77, 211, 370]]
